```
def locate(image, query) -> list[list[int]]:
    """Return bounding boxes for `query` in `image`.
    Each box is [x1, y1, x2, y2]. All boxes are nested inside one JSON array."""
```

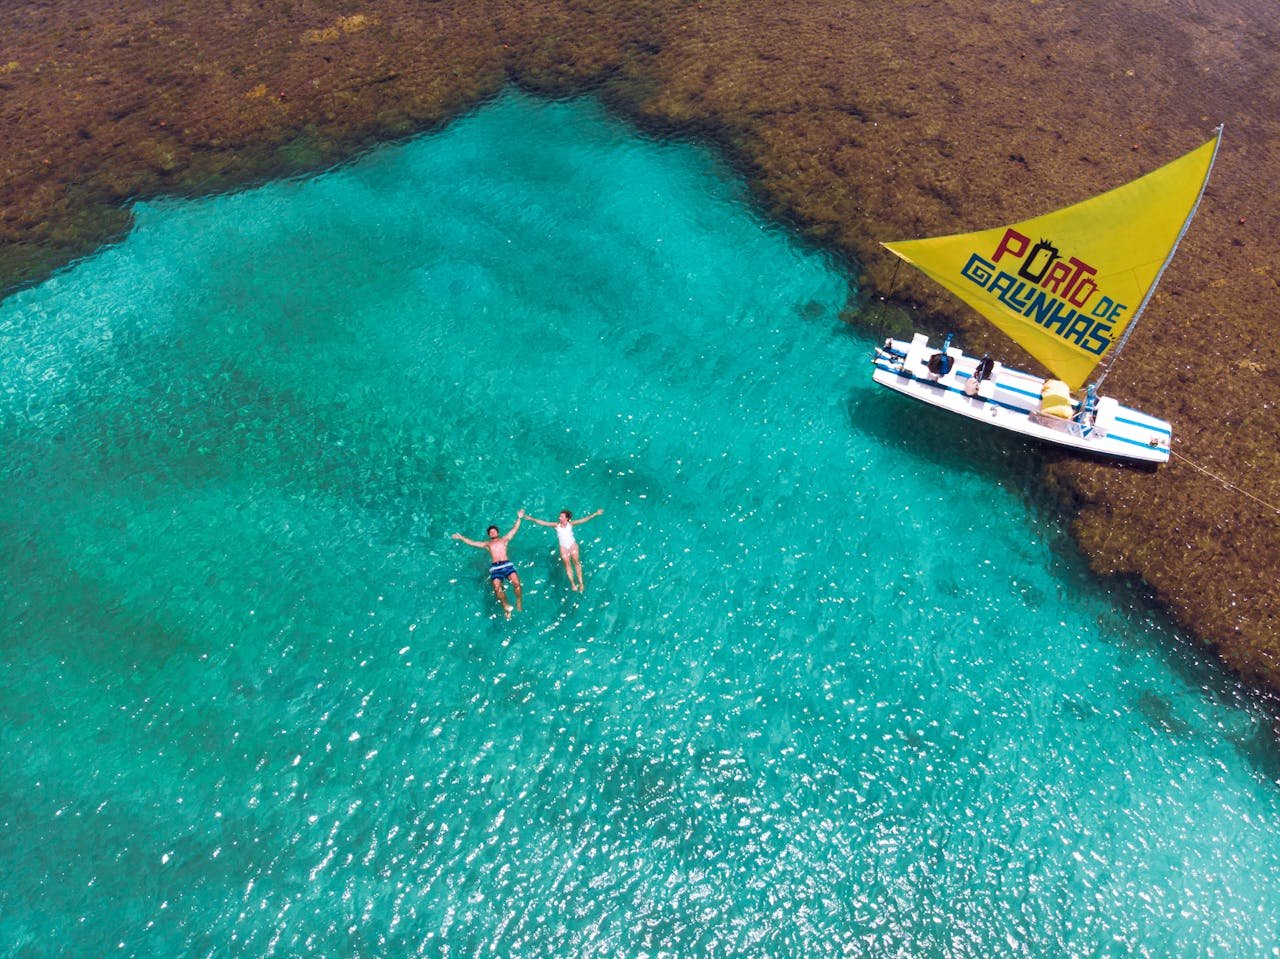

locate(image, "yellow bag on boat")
[[1040, 379, 1074, 419]]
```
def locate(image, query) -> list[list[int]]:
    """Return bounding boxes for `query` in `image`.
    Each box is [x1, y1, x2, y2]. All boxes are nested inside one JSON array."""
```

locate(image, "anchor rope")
[[1169, 446, 1280, 516]]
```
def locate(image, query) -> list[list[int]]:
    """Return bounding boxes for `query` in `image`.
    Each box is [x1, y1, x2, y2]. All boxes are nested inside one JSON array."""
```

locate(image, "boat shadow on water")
[[848, 384, 1047, 483]]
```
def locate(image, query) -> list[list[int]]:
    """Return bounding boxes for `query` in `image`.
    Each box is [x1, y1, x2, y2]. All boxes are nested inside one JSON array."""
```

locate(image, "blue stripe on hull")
[[1115, 414, 1172, 437]]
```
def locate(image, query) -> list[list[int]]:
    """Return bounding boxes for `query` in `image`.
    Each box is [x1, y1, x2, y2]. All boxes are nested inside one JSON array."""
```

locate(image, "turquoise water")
[[2, 90, 1279, 957]]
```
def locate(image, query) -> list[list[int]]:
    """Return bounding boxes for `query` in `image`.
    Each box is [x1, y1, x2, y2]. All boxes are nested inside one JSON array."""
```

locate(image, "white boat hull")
[[871, 333, 1171, 464]]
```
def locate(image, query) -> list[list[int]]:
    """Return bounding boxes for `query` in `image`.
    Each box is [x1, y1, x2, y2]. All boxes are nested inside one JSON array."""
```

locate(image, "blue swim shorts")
[[489, 561, 517, 581]]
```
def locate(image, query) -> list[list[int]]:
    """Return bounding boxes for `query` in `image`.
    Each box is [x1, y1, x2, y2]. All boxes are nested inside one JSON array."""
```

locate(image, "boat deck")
[[871, 334, 1171, 464]]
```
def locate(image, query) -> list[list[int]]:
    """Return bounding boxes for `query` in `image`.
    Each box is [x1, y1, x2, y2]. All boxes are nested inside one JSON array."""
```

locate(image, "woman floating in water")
[[526, 508, 603, 592]]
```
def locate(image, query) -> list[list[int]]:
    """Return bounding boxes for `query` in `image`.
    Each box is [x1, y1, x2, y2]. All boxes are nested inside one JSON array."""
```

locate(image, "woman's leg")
[[569, 545, 585, 591]]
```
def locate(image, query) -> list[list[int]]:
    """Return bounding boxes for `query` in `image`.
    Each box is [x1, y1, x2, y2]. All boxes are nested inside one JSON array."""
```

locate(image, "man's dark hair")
[[487, 525, 499, 536]]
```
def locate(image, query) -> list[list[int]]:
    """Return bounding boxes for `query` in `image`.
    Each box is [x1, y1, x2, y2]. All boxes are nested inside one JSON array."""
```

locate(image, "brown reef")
[[3, 1, 1278, 693]]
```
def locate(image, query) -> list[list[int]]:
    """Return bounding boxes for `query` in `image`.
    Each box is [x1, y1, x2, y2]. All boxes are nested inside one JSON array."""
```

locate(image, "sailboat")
[[871, 128, 1221, 465]]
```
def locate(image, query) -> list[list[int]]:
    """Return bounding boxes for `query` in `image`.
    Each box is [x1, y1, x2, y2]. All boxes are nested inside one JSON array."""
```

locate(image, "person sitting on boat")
[[879, 338, 907, 360], [926, 351, 954, 378], [963, 354, 995, 396], [1072, 384, 1100, 426]]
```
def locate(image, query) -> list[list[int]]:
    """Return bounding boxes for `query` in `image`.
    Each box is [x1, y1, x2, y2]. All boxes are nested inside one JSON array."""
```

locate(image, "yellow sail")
[[883, 133, 1220, 390]]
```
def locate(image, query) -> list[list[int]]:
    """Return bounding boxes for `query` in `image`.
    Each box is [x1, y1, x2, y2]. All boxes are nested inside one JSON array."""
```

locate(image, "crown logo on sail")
[[1019, 239, 1059, 284]]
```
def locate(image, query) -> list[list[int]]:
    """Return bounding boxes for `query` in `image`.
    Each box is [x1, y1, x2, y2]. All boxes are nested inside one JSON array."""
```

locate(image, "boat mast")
[[1092, 125, 1223, 390]]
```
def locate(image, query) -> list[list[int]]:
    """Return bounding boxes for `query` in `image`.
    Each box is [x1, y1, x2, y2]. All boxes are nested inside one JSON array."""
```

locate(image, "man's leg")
[[509, 573, 523, 611], [492, 579, 512, 617]]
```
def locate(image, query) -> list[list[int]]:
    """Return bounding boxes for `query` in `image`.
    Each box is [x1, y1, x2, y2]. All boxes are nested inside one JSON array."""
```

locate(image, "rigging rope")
[[1169, 447, 1280, 516]]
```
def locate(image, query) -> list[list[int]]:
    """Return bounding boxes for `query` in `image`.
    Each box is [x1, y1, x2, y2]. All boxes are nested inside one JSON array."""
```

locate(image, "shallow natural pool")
[[2, 91, 1278, 957]]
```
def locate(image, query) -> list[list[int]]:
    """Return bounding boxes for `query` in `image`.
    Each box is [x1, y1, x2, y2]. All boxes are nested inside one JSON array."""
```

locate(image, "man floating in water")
[[452, 510, 524, 618], [526, 508, 603, 592]]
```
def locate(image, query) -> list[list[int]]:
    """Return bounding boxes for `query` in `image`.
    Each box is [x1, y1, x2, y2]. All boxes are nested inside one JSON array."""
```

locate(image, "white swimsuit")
[[555, 523, 577, 549]]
